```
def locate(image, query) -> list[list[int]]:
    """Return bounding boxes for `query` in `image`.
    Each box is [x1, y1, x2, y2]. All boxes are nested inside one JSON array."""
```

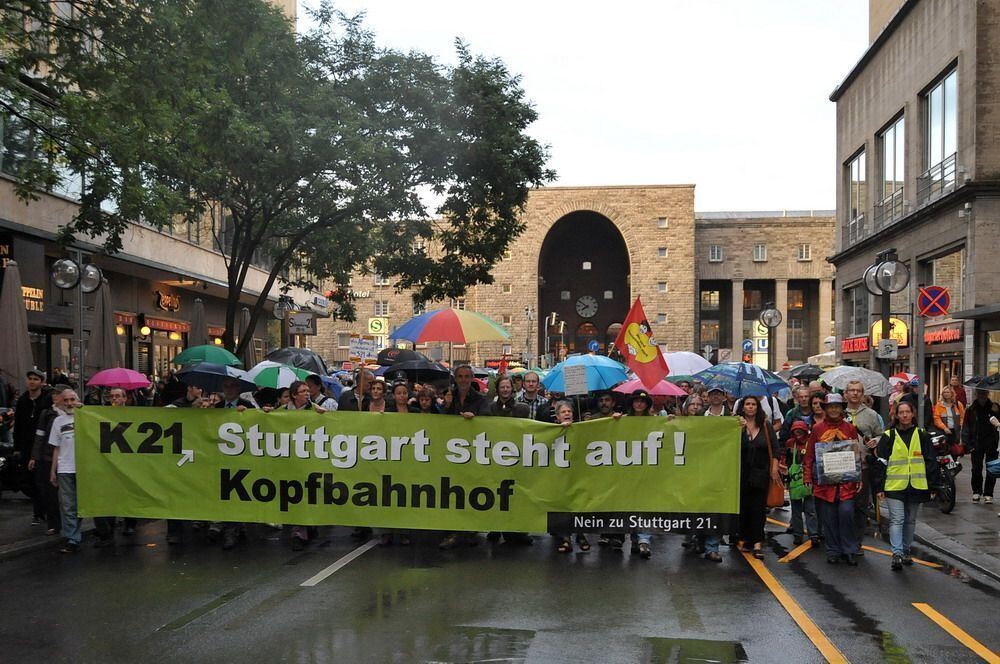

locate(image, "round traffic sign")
[[917, 285, 950, 317], [587, 339, 600, 352], [742, 339, 753, 353]]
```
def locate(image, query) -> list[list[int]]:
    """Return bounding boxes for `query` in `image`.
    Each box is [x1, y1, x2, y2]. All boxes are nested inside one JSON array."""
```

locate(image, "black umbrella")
[[176, 363, 256, 394], [376, 347, 427, 366], [787, 363, 824, 381], [375, 359, 450, 384], [265, 347, 329, 377], [964, 373, 1000, 391]]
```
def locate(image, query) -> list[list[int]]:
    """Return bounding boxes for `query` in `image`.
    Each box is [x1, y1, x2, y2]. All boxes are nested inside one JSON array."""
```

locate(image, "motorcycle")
[[928, 428, 961, 514]]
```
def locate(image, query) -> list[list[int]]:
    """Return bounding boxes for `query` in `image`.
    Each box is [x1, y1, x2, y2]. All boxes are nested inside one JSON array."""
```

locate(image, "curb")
[[913, 521, 1000, 584], [0, 526, 97, 563]]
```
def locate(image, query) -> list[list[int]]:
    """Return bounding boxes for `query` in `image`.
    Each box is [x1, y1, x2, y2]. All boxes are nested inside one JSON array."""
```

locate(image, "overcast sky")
[[302, 1, 870, 212]]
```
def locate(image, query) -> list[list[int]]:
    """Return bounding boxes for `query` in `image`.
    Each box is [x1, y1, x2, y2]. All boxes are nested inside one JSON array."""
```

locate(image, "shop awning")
[[951, 304, 1000, 321]]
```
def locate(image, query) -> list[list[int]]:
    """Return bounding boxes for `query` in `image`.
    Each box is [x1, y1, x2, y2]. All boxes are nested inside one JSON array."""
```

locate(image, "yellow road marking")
[[779, 539, 813, 563], [741, 551, 849, 663], [767, 517, 790, 528], [861, 545, 942, 569], [912, 603, 1000, 663]]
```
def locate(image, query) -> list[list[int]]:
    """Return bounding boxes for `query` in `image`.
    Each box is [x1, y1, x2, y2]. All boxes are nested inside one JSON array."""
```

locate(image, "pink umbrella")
[[87, 368, 151, 390], [613, 377, 688, 397]]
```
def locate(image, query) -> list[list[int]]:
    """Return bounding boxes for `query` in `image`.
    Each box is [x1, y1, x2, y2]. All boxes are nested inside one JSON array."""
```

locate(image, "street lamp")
[[272, 294, 293, 320], [864, 248, 910, 419], [758, 302, 782, 372], [51, 253, 103, 395]]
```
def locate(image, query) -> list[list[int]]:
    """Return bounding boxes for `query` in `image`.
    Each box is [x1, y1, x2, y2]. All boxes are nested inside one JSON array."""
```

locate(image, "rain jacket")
[[803, 417, 861, 502]]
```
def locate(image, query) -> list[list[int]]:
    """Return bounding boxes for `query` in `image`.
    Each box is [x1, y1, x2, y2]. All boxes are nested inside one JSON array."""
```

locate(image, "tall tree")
[[2, 0, 552, 354]]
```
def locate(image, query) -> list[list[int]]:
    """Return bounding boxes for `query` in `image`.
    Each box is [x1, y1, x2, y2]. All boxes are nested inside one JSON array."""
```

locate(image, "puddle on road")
[[642, 637, 748, 663], [424, 626, 534, 664]]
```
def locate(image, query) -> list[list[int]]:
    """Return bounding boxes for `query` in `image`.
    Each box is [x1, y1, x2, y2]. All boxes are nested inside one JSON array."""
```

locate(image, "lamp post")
[[758, 302, 782, 372], [51, 250, 103, 397], [524, 305, 535, 366], [863, 248, 910, 420], [273, 294, 294, 348]]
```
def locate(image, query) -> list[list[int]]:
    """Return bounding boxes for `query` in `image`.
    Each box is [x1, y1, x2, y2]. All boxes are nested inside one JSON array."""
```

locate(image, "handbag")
[[763, 427, 785, 508]]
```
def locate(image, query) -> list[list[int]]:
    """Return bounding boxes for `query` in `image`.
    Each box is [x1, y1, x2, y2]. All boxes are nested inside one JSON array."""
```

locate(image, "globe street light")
[[51, 253, 103, 395], [758, 302, 782, 372], [863, 248, 910, 420]]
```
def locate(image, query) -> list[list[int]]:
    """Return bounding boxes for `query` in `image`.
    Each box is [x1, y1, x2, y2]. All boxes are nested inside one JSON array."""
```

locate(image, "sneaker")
[[902, 554, 913, 566], [222, 532, 238, 550], [793, 535, 804, 545], [843, 554, 858, 566], [46, 528, 58, 536], [972, 494, 981, 502], [985, 496, 994, 505], [60, 541, 80, 554], [597, 535, 611, 546], [31, 517, 42, 526], [166, 535, 181, 546], [438, 534, 460, 550], [638, 542, 651, 559], [891, 554, 903, 571], [704, 551, 722, 563], [291, 536, 306, 551], [206, 527, 221, 544], [611, 536, 625, 550]]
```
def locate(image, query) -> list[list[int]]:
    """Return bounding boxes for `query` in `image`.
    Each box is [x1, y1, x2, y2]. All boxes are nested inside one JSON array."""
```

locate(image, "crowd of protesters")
[[3, 362, 999, 571]]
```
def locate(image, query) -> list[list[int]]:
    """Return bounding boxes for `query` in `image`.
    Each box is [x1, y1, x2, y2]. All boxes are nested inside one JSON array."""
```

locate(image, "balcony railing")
[[873, 187, 905, 232], [916, 153, 957, 206], [843, 212, 867, 249]]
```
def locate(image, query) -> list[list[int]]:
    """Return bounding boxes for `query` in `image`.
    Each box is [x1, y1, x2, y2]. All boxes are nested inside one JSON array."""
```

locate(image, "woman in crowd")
[[617, 390, 654, 558], [873, 401, 940, 570], [284, 380, 324, 550], [367, 379, 387, 413], [415, 386, 441, 414], [684, 395, 705, 416], [932, 385, 965, 449], [278, 387, 291, 408], [804, 393, 862, 565], [484, 376, 529, 417], [810, 393, 826, 426], [388, 379, 418, 414], [681, 394, 721, 561], [551, 400, 590, 553], [737, 395, 777, 559]]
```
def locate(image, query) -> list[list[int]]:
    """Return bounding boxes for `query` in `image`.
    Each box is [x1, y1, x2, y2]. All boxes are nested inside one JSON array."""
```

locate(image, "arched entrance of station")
[[537, 211, 630, 360]]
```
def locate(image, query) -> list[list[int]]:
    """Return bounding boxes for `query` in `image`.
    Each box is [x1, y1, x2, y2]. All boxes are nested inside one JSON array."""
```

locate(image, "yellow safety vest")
[[884, 428, 928, 491]]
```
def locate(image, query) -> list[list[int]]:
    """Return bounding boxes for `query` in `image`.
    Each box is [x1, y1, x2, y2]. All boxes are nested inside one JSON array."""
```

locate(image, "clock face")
[[576, 295, 599, 318]]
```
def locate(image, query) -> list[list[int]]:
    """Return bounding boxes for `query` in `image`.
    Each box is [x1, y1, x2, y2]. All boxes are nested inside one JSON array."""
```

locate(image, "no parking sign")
[[918, 286, 950, 317]]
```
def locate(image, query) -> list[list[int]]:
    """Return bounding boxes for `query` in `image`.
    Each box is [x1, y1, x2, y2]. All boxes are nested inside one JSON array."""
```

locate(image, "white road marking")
[[300, 539, 378, 587]]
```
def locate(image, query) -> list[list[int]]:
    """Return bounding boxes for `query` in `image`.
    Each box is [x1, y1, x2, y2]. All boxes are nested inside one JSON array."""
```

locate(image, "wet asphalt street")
[[2, 514, 998, 663]]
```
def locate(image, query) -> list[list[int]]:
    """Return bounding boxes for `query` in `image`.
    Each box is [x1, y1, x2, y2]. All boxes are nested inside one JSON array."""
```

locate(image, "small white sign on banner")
[[562, 365, 589, 396]]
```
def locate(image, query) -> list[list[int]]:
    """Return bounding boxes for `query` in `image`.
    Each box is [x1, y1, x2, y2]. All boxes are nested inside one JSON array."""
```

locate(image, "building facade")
[[314, 186, 836, 373], [830, 0, 1000, 399]]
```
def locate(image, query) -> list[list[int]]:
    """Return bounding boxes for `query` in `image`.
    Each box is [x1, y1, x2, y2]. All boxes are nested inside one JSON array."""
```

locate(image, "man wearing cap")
[[15, 369, 53, 525], [703, 387, 733, 417], [30, 382, 69, 535], [804, 393, 862, 565]]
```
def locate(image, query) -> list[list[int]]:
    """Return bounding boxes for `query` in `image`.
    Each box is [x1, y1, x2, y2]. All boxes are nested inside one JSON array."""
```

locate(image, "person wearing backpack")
[[784, 420, 819, 546]]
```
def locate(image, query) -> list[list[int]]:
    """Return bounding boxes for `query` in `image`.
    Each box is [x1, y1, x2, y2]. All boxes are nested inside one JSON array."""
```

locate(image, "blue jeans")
[[885, 497, 920, 557], [57, 474, 82, 545], [635, 532, 651, 545], [815, 496, 856, 556], [702, 532, 720, 554], [790, 496, 819, 537]]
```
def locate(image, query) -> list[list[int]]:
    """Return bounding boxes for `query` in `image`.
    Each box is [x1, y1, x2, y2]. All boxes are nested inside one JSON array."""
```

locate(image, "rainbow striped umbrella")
[[391, 308, 511, 344]]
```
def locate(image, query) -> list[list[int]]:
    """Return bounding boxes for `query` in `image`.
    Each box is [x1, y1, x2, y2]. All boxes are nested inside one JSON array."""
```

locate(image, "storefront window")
[[152, 330, 186, 378], [988, 331, 1000, 375]]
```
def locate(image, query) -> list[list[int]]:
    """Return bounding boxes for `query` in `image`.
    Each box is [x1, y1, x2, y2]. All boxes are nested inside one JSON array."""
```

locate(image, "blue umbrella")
[[319, 375, 344, 399], [693, 362, 788, 398], [541, 354, 629, 393], [176, 363, 256, 394]]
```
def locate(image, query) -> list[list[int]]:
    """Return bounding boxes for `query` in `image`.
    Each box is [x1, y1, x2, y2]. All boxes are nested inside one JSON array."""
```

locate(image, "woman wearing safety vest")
[[872, 401, 941, 570]]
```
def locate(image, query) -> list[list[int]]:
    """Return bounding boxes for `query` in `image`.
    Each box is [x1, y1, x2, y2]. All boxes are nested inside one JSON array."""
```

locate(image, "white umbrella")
[[244, 361, 311, 389], [819, 366, 891, 397], [664, 351, 713, 376]]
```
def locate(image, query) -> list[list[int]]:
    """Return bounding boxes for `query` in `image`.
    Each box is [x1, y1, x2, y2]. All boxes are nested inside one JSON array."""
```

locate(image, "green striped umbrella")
[[173, 344, 242, 367], [245, 361, 312, 388]]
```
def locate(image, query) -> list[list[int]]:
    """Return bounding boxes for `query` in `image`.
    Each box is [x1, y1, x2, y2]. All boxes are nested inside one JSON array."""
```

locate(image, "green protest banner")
[[75, 407, 740, 533]]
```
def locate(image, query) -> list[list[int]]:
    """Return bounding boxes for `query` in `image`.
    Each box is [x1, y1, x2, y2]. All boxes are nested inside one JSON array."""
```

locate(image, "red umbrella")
[[87, 368, 151, 390], [613, 377, 688, 397]]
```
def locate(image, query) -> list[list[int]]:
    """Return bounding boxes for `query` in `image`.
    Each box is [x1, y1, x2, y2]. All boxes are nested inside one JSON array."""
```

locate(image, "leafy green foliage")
[[2, 1, 552, 355]]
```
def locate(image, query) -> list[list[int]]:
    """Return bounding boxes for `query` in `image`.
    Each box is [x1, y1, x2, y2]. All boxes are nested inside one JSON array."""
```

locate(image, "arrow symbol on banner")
[[177, 449, 194, 467]]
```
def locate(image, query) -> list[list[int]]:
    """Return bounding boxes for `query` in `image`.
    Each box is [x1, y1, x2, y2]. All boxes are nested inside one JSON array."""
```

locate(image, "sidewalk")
[[911, 471, 1000, 582], [0, 494, 93, 561]]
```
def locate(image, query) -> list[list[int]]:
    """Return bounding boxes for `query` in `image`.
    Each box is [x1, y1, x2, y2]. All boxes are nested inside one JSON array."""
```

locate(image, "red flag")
[[613, 296, 670, 389]]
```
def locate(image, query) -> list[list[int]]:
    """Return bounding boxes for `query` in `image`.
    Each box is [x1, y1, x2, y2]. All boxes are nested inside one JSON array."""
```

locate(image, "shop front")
[[922, 321, 965, 400]]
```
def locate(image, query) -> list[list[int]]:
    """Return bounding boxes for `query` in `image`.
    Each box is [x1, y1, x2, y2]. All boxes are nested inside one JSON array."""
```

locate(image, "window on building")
[[501, 283, 512, 294], [700, 321, 720, 346], [374, 300, 389, 316], [337, 333, 352, 348], [412, 301, 426, 316], [658, 247, 668, 258], [657, 313, 668, 325], [413, 239, 426, 253], [700, 290, 720, 311], [797, 244, 812, 261], [657, 282, 668, 293], [603, 290, 614, 300], [657, 217, 669, 229], [927, 69, 957, 170], [560, 291, 571, 301], [743, 289, 762, 311], [582, 261, 592, 270], [372, 273, 390, 286], [450, 298, 466, 310], [880, 115, 905, 200], [847, 149, 866, 231], [709, 245, 723, 262], [753, 244, 767, 262], [501, 314, 512, 326], [788, 289, 805, 310], [502, 250, 512, 260], [847, 287, 869, 337], [788, 318, 804, 351]]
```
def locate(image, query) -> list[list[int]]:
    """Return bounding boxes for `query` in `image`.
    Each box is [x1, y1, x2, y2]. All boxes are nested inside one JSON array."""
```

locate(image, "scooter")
[[928, 429, 961, 514]]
